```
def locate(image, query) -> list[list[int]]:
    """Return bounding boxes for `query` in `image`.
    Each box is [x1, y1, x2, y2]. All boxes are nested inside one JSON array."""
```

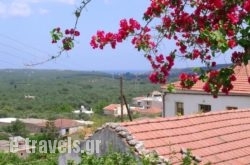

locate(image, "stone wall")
[[58, 126, 130, 165]]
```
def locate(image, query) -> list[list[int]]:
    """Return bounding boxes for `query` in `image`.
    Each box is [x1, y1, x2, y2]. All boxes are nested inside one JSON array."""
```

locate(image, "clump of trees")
[[4, 120, 29, 137]]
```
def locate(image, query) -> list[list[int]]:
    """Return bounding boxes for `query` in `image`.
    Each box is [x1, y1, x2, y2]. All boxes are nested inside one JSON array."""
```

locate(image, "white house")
[[132, 91, 163, 109], [162, 64, 250, 117], [73, 105, 94, 115], [54, 119, 85, 137], [103, 104, 128, 117]]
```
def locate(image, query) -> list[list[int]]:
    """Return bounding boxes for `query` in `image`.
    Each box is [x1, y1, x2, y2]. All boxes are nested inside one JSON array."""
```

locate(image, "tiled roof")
[[231, 64, 250, 94], [54, 118, 83, 129], [100, 109, 250, 164], [164, 64, 250, 95], [103, 104, 120, 111]]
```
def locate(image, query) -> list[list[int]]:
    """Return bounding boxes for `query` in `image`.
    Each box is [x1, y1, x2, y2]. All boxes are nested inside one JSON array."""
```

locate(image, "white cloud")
[[103, 0, 112, 5], [0, 0, 76, 18], [17, 0, 76, 4], [0, 2, 7, 17], [9, 1, 32, 17], [53, 0, 76, 5], [38, 8, 49, 15]]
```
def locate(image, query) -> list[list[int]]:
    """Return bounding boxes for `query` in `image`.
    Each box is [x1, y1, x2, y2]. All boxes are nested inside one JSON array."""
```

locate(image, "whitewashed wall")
[[164, 93, 250, 117], [59, 126, 83, 136], [116, 105, 128, 116], [59, 129, 66, 136]]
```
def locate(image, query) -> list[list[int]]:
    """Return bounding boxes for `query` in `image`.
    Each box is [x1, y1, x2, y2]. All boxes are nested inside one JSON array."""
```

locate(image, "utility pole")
[[123, 95, 133, 121], [120, 76, 133, 122], [120, 76, 124, 122]]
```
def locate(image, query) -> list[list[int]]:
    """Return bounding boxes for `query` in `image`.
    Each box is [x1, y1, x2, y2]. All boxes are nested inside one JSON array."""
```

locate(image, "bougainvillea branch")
[[26, 0, 92, 66], [90, 0, 250, 97], [47, 0, 250, 97]]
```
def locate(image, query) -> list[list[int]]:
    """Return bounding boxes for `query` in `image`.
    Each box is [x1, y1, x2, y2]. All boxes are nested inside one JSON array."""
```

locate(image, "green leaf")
[[166, 84, 176, 93], [238, 39, 250, 47], [243, 53, 250, 65], [218, 42, 228, 53], [245, 15, 250, 25]]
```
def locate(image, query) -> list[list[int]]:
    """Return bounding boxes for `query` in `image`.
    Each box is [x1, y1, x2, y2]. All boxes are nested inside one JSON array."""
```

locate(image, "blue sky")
[[0, 0, 231, 71]]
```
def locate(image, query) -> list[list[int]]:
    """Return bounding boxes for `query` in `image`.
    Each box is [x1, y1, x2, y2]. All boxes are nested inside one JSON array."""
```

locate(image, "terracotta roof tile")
[[54, 118, 82, 129], [103, 104, 120, 111], [117, 109, 250, 164], [163, 64, 250, 95]]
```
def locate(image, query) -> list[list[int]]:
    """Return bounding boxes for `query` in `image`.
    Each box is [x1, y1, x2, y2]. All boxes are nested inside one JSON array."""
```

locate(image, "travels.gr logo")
[[9, 137, 101, 154]]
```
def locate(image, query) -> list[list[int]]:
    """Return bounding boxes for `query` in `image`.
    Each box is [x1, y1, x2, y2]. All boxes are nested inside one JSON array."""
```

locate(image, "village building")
[[19, 118, 48, 133], [0, 136, 35, 158], [59, 109, 250, 165], [103, 104, 128, 116], [162, 64, 250, 117], [132, 90, 163, 109], [73, 105, 94, 116], [0, 118, 89, 137], [0, 118, 46, 133], [54, 118, 85, 137]]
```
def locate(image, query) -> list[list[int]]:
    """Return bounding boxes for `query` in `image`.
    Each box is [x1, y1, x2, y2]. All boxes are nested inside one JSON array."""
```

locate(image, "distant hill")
[[0, 69, 160, 118], [105, 63, 232, 82]]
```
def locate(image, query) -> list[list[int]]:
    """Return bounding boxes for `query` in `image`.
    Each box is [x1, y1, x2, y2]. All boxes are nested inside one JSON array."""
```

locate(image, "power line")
[[0, 50, 30, 62], [0, 33, 57, 66], [0, 33, 51, 56], [0, 41, 41, 59], [0, 33, 83, 70]]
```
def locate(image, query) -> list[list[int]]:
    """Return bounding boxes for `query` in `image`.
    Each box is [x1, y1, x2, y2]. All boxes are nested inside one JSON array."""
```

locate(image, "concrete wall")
[[69, 126, 83, 135], [164, 93, 250, 116], [116, 105, 128, 116], [103, 110, 114, 116], [0, 122, 10, 128], [151, 100, 163, 109], [133, 99, 163, 109], [16, 149, 30, 158], [59, 126, 83, 136], [59, 129, 66, 136], [58, 127, 130, 165], [24, 123, 43, 134], [103, 105, 128, 116]]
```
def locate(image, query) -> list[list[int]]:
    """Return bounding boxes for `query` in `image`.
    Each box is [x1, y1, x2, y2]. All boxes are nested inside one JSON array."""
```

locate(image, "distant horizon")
[[0, 63, 231, 75], [0, 68, 151, 74]]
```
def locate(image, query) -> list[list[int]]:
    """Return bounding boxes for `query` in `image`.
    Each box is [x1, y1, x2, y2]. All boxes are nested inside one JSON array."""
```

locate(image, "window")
[[199, 104, 211, 113], [65, 128, 69, 134], [175, 102, 184, 115], [226, 106, 238, 110], [137, 102, 141, 106]]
